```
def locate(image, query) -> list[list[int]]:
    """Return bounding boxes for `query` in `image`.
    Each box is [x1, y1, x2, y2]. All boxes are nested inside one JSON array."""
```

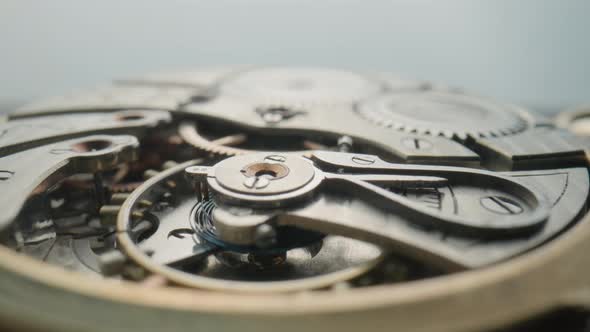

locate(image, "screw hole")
[[242, 162, 289, 179], [255, 169, 278, 178]]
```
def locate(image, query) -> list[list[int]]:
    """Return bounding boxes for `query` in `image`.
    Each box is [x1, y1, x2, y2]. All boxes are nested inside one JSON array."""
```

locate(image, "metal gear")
[[355, 90, 533, 139], [178, 121, 330, 157], [114, 161, 386, 293], [178, 121, 251, 156], [1, 67, 590, 332]]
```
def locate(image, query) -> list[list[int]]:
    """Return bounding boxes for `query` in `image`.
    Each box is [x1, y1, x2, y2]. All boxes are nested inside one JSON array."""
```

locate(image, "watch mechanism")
[[1, 66, 590, 332]]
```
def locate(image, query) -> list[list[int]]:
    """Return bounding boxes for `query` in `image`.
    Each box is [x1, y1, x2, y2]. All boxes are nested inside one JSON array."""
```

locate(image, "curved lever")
[[204, 151, 552, 270], [211, 197, 469, 272], [0, 135, 139, 231], [0, 110, 169, 157], [313, 151, 551, 237]]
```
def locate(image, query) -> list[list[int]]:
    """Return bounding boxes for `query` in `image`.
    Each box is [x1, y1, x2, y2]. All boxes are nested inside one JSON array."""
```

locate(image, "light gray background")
[[1, 0, 588, 112]]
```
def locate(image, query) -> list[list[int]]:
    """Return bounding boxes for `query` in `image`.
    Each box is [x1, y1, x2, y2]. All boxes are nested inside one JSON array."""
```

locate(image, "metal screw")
[[243, 176, 270, 189], [99, 205, 122, 227], [480, 196, 524, 215], [401, 137, 433, 151], [110, 193, 130, 204], [352, 155, 375, 165], [162, 160, 179, 170], [264, 155, 286, 163], [0, 170, 14, 181]]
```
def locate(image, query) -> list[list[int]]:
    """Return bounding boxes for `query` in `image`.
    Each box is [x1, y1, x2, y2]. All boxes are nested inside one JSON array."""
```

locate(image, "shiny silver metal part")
[[0, 66, 589, 332]]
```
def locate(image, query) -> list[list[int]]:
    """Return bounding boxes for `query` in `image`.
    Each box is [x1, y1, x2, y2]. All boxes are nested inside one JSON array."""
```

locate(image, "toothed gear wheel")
[[220, 67, 385, 108], [355, 90, 532, 139], [178, 122, 317, 158], [178, 122, 252, 157]]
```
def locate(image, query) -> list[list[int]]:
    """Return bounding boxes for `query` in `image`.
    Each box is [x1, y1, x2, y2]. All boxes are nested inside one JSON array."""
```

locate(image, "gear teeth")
[[455, 132, 468, 141], [178, 121, 251, 157], [355, 91, 532, 140], [441, 130, 453, 138], [429, 129, 441, 137], [415, 127, 427, 135]]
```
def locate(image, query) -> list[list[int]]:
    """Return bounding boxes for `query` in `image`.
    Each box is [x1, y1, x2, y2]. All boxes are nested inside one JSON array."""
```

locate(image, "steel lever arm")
[[312, 151, 551, 235], [0, 135, 139, 231], [212, 196, 470, 272], [322, 173, 547, 237]]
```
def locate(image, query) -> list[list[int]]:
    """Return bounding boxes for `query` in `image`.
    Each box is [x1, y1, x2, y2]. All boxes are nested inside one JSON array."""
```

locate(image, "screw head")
[[352, 155, 375, 165], [480, 196, 524, 215], [0, 170, 14, 181], [264, 155, 287, 163], [337, 136, 353, 152], [243, 176, 270, 189]]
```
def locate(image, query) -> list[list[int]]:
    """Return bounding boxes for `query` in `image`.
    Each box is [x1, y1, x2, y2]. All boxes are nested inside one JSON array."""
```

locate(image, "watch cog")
[[355, 90, 532, 140], [178, 121, 329, 157], [178, 121, 252, 157]]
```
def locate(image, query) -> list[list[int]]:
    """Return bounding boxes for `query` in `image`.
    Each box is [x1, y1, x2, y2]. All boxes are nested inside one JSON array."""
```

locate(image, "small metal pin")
[[143, 169, 159, 180], [264, 155, 287, 163], [162, 160, 178, 170], [99, 205, 122, 226], [131, 210, 145, 220], [337, 136, 353, 152], [110, 193, 130, 204], [138, 199, 153, 208], [243, 176, 271, 189]]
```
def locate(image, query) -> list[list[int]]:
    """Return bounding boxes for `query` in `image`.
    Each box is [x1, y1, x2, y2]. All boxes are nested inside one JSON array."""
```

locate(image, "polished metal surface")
[[0, 66, 588, 332]]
